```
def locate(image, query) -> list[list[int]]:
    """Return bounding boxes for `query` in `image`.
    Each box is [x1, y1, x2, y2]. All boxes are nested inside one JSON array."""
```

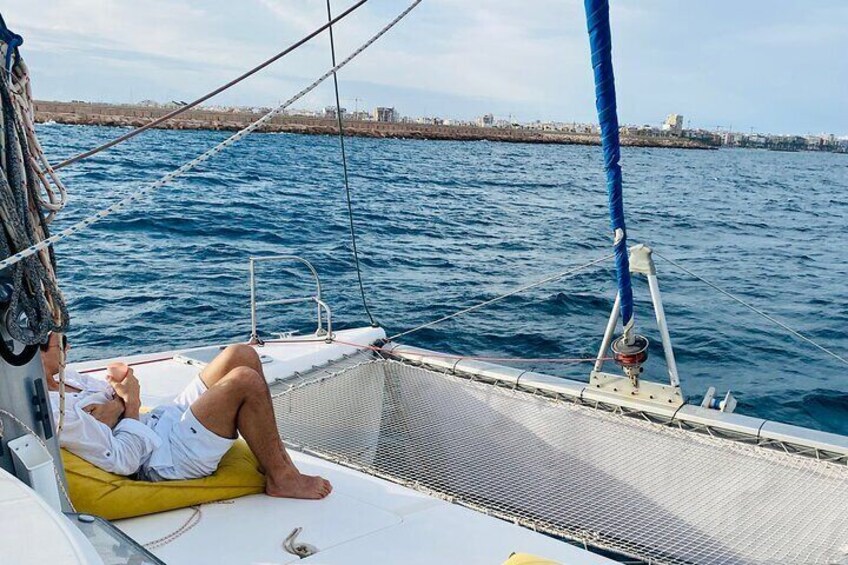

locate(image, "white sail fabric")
[[272, 358, 848, 565]]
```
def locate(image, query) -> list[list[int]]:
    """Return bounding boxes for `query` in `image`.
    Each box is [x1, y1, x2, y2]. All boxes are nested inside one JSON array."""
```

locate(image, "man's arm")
[[110, 368, 141, 419], [82, 398, 125, 429], [60, 369, 159, 476], [59, 401, 161, 476]]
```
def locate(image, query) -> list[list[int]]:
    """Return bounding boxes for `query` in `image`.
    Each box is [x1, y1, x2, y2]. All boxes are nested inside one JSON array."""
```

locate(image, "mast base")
[[588, 370, 684, 409]]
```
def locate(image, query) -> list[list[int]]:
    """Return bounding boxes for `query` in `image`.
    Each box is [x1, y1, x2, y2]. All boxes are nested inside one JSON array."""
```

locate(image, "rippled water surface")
[[39, 124, 848, 434]]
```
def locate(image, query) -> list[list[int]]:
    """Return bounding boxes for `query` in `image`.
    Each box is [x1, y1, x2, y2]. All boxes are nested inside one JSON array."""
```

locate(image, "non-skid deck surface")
[[272, 358, 848, 565]]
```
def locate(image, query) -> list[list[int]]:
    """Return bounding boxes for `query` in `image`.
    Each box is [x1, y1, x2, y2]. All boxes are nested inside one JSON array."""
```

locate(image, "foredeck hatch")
[[271, 356, 848, 565]]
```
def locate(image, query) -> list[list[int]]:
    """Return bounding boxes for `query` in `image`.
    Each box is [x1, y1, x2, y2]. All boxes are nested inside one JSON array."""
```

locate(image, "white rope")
[[142, 506, 202, 550], [654, 251, 848, 367], [389, 253, 614, 340], [0, 407, 76, 511], [0, 48, 68, 220], [141, 499, 234, 550], [0, 0, 423, 273]]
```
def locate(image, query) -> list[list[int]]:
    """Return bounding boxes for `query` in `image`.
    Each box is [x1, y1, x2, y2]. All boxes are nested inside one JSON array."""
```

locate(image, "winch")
[[611, 333, 649, 387]]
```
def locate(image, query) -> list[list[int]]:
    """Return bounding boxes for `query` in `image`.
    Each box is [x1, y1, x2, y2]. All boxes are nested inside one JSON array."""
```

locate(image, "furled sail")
[[584, 0, 634, 334]]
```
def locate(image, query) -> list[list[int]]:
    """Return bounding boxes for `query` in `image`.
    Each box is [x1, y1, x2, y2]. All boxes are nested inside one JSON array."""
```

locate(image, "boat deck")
[[69, 327, 848, 564], [71, 328, 613, 565]]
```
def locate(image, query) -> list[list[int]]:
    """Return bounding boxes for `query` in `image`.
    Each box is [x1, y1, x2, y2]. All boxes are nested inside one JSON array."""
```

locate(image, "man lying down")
[[41, 332, 332, 499]]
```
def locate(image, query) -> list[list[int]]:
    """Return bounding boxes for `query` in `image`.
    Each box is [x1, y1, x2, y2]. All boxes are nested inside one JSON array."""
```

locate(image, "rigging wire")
[[0, 0, 425, 274], [308, 338, 612, 364], [50, 0, 372, 171], [654, 251, 848, 368], [325, 0, 377, 327], [388, 253, 614, 341]]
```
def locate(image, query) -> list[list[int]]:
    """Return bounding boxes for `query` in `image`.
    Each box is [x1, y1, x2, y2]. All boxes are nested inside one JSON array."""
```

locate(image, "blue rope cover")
[[584, 0, 634, 328], [0, 14, 22, 75]]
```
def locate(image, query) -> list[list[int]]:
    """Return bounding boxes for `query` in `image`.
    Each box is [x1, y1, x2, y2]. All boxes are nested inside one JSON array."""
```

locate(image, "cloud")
[[4, 0, 847, 132], [258, 0, 328, 33]]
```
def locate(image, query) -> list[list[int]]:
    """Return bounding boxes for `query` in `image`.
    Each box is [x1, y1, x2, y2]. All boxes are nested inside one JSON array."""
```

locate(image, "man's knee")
[[222, 344, 261, 370], [222, 366, 266, 395]]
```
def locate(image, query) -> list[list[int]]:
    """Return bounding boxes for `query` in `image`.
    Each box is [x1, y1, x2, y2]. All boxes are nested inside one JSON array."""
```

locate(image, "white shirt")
[[49, 369, 163, 476]]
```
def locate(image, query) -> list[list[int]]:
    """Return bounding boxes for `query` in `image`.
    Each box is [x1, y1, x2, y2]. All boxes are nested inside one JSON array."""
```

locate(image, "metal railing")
[[248, 255, 332, 344]]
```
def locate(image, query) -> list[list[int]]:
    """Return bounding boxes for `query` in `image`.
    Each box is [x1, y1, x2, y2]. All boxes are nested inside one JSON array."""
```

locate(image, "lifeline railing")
[[248, 255, 332, 344]]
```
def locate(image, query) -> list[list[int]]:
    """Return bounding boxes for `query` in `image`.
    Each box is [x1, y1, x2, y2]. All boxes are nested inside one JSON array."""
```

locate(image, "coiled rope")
[[0, 0, 424, 275], [0, 23, 69, 352]]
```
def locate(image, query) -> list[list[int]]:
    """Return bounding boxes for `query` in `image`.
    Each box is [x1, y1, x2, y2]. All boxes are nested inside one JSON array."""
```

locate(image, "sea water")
[[39, 124, 848, 434]]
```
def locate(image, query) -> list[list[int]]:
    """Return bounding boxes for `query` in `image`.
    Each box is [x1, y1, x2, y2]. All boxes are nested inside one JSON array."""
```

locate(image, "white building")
[[477, 113, 494, 127], [324, 106, 346, 119], [349, 110, 371, 121], [662, 114, 684, 135], [373, 107, 397, 123]]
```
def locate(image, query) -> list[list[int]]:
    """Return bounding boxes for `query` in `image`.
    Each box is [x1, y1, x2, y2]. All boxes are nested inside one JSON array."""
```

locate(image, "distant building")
[[349, 110, 371, 121], [477, 113, 494, 127], [323, 106, 346, 119], [373, 107, 397, 123], [662, 113, 684, 135], [683, 128, 722, 147], [621, 124, 661, 137]]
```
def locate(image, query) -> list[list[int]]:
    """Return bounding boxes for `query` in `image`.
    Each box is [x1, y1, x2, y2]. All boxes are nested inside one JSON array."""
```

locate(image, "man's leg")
[[200, 344, 264, 389], [190, 366, 332, 499]]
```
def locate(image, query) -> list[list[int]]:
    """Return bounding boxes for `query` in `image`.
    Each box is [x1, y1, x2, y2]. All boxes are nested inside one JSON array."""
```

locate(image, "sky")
[[2, 0, 846, 135]]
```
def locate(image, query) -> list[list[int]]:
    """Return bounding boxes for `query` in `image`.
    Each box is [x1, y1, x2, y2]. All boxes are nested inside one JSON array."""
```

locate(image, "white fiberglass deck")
[[70, 327, 388, 406], [72, 328, 612, 565], [117, 450, 613, 564]]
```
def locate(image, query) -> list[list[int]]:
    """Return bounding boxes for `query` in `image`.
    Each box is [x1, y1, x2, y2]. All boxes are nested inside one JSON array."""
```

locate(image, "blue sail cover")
[[584, 0, 634, 328]]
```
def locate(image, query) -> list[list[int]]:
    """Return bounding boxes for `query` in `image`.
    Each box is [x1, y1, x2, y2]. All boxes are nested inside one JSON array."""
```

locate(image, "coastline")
[[34, 100, 718, 150]]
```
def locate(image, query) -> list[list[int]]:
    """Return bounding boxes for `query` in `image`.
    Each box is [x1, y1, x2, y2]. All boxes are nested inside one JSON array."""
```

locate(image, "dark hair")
[[39, 333, 67, 352]]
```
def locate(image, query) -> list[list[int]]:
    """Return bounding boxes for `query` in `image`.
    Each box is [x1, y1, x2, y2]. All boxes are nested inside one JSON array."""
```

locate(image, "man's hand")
[[109, 368, 141, 419], [83, 399, 125, 429]]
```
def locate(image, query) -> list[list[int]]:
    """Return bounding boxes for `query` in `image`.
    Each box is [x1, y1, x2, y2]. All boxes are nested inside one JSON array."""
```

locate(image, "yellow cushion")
[[61, 439, 266, 520]]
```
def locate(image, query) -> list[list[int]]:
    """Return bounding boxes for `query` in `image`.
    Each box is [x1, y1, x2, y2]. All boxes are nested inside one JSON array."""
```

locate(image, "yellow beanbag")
[[61, 439, 266, 520]]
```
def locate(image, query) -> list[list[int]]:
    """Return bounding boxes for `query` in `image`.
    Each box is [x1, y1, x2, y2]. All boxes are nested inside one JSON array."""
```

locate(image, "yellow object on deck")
[[502, 553, 562, 565], [61, 439, 265, 520]]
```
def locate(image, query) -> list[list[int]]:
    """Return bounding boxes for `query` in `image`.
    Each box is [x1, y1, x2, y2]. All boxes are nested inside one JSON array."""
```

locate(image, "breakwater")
[[34, 101, 717, 149]]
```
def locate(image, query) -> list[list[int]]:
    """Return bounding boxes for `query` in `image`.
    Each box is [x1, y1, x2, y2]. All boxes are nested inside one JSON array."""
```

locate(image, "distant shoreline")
[[34, 101, 718, 150]]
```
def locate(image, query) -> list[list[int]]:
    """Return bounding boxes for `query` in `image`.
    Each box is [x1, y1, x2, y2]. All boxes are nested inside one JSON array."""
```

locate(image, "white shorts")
[[140, 375, 235, 481]]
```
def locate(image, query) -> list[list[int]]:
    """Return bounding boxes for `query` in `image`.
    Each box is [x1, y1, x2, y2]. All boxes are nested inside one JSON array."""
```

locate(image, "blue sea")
[[39, 124, 847, 435]]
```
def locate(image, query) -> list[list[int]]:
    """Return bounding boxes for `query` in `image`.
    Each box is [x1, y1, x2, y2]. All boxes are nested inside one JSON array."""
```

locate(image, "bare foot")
[[266, 472, 332, 499]]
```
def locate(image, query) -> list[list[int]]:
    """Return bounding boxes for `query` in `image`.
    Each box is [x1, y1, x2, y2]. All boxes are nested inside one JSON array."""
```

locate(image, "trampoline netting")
[[271, 357, 848, 565]]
